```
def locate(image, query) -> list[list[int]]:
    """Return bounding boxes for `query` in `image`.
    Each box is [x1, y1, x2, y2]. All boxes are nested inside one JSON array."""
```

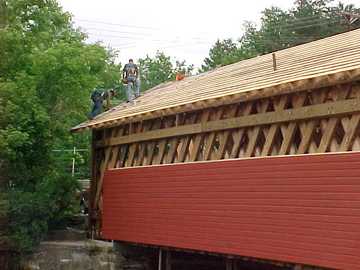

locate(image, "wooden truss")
[[90, 82, 360, 237]]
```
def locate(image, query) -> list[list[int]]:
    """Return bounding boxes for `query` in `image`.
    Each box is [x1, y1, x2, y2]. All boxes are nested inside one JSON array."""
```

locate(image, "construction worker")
[[122, 58, 140, 102], [89, 88, 115, 119], [176, 70, 185, 81]]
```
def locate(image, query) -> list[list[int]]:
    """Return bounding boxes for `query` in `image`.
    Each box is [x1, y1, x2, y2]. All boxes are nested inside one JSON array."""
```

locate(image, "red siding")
[[102, 152, 360, 270]]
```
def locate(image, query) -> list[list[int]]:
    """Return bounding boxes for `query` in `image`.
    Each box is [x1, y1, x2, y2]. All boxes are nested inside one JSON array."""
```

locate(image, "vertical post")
[[175, 114, 179, 126], [158, 249, 162, 270], [225, 258, 232, 270], [72, 146, 76, 177], [89, 132, 97, 239], [165, 250, 171, 270], [272, 52, 277, 71], [233, 260, 238, 270]]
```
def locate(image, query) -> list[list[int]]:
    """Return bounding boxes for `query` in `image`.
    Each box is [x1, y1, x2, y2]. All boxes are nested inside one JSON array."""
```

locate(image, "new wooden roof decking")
[[72, 29, 360, 132]]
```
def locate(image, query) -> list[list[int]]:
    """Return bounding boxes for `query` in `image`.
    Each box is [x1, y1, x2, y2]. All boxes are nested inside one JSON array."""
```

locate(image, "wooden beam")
[[261, 96, 288, 156], [93, 147, 112, 209], [340, 114, 360, 151], [214, 106, 238, 159], [158, 249, 162, 270], [96, 98, 360, 148], [189, 110, 211, 161], [317, 117, 338, 153], [165, 250, 171, 270], [203, 109, 224, 160], [176, 114, 198, 162], [72, 70, 360, 133]]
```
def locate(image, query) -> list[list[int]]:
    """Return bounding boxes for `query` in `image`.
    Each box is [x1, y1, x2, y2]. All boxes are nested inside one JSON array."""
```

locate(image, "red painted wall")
[[102, 152, 360, 270]]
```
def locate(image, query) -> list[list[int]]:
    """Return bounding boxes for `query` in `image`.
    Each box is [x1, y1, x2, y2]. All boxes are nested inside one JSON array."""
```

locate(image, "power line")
[[85, 33, 147, 40], [76, 18, 159, 30], [81, 27, 153, 36]]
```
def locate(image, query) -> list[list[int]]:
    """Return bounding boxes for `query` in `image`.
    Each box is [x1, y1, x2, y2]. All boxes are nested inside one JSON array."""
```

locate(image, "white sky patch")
[[58, 0, 359, 68]]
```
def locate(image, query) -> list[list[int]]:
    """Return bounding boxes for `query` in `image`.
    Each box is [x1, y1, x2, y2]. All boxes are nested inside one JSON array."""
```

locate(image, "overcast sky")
[[58, 0, 358, 68]]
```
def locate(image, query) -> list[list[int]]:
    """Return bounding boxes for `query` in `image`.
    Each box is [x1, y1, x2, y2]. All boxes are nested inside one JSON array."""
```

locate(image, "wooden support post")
[[165, 250, 171, 270], [71, 146, 76, 177], [272, 52, 277, 71], [225, 258, 233, 270], [233, 260, 238, 270], [158, 248, 162, 270]]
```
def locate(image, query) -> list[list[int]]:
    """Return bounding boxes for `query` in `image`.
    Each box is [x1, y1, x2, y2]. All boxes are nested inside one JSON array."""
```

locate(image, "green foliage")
[[201, 39, 243, 72], [201, 0, 360, 71], [139, 51, 193, 91], [8, 172, 79, 252], [0, 0, 121, 253]]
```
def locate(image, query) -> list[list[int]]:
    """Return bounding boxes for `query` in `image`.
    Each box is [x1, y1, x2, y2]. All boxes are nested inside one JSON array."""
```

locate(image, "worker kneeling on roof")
[[122, 58, 140, 102], [89, 88, 115, 119]]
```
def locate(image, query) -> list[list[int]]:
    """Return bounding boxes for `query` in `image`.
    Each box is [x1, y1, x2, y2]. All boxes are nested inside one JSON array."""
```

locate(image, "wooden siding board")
[[102, 152, 360, 270]]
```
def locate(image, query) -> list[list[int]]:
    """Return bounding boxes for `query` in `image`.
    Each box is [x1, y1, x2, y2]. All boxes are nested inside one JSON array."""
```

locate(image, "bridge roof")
[[72, 29, 360, 132]]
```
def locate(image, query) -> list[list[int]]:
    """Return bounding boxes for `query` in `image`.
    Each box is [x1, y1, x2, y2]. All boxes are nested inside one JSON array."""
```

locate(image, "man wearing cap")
[[122, 58, 140, 102]]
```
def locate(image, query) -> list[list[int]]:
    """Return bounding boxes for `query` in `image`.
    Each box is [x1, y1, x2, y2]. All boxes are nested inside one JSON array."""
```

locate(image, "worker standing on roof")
[[122, 58, 140, 102]]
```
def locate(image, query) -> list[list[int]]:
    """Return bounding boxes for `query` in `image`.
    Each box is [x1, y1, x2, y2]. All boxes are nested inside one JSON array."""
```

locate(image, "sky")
[[58, 0, 359, 68]]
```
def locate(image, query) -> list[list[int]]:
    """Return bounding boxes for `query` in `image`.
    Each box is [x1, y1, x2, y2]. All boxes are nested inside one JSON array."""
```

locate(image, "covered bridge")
[[72, 29, 360, 270]]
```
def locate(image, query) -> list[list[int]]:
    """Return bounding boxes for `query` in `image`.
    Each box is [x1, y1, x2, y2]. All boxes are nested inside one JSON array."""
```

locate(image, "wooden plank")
[[261, 125, 278, 156], [96, 98, 360, 148], [317, 87, 350, 153], [117, 145, 129, 168], [214, 106, 238, 159], [203, 109, 224, 161], [297, 121, 316, 154], [230, 103, 253, 158], [107, 127, 125, 168], [165, 251, 171, 270], [262, 96, 288, 156], [153, 120, 174, 164], [244, 100, 269, 157], [176, 114, 198, 163], [125, 123, 144, 167], [93, 147, 112, 209], [279, 122, 297, 155], [244, 127, 260, 157], [144, 120, 162, 165], [278, 93, 306, 155], [89, 130, 98, 238], [298, 89, 328, 154], [317, 118, 338, 153], [164, 137, 180, 164], [230, 129, 245, 158], [189, 110, 211, 161], [164, 115, 186, 164], [135, 122, 152, 166], [340, 114, 360, 151]]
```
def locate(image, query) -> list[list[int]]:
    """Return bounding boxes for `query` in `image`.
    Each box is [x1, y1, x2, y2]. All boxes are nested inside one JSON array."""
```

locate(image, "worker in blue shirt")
[[89, 88, 115, 119], [122, 59, 140, 102]]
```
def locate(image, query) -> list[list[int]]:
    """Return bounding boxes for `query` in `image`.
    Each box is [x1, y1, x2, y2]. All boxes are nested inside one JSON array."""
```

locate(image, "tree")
[[201, 39, 242, 72], [201, 0, 359, 71], [0, 0, 121, 252], [139, 51, 193, 91]]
